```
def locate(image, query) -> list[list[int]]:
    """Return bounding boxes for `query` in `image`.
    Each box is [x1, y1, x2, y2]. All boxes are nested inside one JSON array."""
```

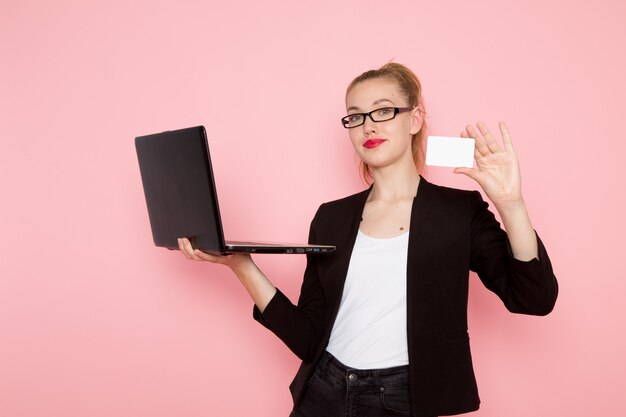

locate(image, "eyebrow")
[[347, 98, 395, 113]]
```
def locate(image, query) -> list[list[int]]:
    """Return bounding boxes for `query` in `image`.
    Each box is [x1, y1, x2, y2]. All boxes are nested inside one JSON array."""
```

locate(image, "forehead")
[[345, 78, 404, 110]]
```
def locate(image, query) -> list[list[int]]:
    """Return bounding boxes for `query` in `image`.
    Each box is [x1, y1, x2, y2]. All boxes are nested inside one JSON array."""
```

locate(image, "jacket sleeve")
[[251, 205, 330, 361], [469, 191, 558, 316]]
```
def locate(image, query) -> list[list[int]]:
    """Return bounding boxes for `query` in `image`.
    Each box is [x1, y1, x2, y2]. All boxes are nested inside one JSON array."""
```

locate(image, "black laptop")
[[135, 126, 335, 255]]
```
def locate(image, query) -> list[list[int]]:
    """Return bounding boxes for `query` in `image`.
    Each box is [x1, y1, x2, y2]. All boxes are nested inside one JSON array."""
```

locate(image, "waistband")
[[316, 351, 409, 387]]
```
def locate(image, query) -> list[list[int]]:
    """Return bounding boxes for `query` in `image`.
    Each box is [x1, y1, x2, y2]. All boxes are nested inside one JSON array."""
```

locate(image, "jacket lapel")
[[406, 176, 433, 334], [317, 186, 370, 297]]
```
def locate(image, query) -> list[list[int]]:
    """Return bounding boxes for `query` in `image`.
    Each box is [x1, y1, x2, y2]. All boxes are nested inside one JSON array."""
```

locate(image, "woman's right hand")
[[177, 237, 253, 273], [177, 237, 277, 312]]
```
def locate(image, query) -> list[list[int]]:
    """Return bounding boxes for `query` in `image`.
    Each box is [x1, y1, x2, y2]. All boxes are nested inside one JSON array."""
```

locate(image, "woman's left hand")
[[455, 121, 523, 209]]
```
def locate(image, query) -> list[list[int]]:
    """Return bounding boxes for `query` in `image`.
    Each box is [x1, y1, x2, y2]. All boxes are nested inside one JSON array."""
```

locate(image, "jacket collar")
[[349, 175, 430, 228]]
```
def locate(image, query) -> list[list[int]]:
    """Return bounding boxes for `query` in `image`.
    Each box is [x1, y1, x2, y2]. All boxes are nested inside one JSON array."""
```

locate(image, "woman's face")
[[345, 78, 421, 172]]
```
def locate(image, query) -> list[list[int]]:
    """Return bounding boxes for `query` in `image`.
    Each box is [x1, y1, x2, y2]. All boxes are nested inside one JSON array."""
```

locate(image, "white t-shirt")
[[326, 229, 409, 369]]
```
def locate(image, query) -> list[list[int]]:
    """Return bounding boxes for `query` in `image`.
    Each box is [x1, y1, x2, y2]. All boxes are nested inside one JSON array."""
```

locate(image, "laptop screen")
[[135, 126, 225, 253]]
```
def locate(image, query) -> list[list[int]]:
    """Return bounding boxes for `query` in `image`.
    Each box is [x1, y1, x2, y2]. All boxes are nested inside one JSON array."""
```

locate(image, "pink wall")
[[1, 0, 625, 416]]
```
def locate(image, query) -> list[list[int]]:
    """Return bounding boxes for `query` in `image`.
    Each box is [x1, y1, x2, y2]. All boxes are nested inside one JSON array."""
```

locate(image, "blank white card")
[[425, 136, 475, 168]]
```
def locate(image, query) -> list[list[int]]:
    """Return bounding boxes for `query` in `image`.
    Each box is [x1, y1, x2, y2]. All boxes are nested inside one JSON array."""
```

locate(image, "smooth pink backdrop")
[[2, 0, 625, 416]]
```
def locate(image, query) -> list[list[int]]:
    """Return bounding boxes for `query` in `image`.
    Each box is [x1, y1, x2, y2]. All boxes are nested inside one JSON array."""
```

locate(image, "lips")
[[363, 139, 386, 149]]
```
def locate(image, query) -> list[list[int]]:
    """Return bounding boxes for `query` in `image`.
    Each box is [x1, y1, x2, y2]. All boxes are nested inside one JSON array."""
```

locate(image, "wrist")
[[494, 197, 526, 214], [495, 199, 533, 233], [230, 255, 257, 277]]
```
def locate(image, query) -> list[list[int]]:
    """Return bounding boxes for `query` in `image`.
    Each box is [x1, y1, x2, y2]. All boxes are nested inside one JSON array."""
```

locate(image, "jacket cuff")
[[508, 255, 542, 274], [252, 288, 287, 327], [506, 231, 554, 283], [506, 230, 544, 268]]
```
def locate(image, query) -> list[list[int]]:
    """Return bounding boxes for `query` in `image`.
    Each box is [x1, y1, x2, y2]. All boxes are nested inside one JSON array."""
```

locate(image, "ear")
[[409, 108, 423, 135]]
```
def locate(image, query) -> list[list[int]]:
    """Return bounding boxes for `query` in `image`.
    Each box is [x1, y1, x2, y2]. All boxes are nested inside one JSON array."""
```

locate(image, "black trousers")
[[290, 351, 421, 417]]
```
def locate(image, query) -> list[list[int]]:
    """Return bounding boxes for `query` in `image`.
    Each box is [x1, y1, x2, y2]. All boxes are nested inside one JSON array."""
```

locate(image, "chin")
[[360, 152, 392, 166]]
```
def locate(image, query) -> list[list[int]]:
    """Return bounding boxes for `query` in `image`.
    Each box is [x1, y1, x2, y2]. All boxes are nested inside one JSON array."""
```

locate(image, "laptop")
[[134, 126, 336, 255]]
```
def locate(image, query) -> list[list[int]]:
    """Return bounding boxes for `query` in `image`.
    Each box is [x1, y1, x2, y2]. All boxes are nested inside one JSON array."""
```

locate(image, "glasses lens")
[[371, 107, 396, 122], [344, 114, 364, 128]]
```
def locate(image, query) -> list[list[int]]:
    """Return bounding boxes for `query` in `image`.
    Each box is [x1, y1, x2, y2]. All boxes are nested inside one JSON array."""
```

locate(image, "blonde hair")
[[346, 62, 427, 183]]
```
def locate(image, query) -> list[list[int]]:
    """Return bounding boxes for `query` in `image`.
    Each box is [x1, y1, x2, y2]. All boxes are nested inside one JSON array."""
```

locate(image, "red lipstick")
[[363, 139, 385, 149]]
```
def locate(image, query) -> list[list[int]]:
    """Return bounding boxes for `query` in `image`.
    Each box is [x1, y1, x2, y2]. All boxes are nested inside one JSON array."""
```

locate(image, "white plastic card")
[[425, 136, 475, 168]]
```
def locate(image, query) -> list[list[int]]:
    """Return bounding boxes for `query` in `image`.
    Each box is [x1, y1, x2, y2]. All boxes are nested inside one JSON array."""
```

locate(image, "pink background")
[[1, 0, 625, 416]]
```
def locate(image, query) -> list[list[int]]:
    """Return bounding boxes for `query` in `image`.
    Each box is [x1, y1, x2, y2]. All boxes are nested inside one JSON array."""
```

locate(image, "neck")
[[368, 157, 421, 202]]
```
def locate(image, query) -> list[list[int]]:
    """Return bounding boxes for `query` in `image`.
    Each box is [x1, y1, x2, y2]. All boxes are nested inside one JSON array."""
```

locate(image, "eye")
[[376, 107, 393, 117], [348, 114, 364, 123]]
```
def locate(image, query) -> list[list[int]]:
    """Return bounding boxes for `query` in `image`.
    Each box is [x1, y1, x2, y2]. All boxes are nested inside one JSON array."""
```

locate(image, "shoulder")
[[420, 177, 484, 210], [315, 188, 370, 216], [308, 188, 370, 233], [419, 179, 494, 235]]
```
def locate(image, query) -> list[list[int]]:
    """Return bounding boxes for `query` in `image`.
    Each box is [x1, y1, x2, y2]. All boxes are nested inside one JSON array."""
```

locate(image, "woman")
[[177, 63, 558, 417]]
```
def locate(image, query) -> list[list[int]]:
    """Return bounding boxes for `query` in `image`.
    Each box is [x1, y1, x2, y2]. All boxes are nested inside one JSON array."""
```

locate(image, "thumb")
[[454, 167, 482, 183]]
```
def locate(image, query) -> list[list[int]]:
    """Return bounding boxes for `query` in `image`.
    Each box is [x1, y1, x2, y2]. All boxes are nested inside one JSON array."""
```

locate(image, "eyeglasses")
[[341, 107, 413, 129]]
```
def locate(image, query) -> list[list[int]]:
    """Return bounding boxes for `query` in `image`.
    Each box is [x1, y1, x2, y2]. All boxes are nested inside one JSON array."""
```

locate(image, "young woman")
[[177, 63, 558, 417]]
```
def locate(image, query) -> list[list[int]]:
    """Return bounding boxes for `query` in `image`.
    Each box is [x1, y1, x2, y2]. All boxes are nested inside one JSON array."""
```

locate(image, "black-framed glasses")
[[341, 107, 413, 129]]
